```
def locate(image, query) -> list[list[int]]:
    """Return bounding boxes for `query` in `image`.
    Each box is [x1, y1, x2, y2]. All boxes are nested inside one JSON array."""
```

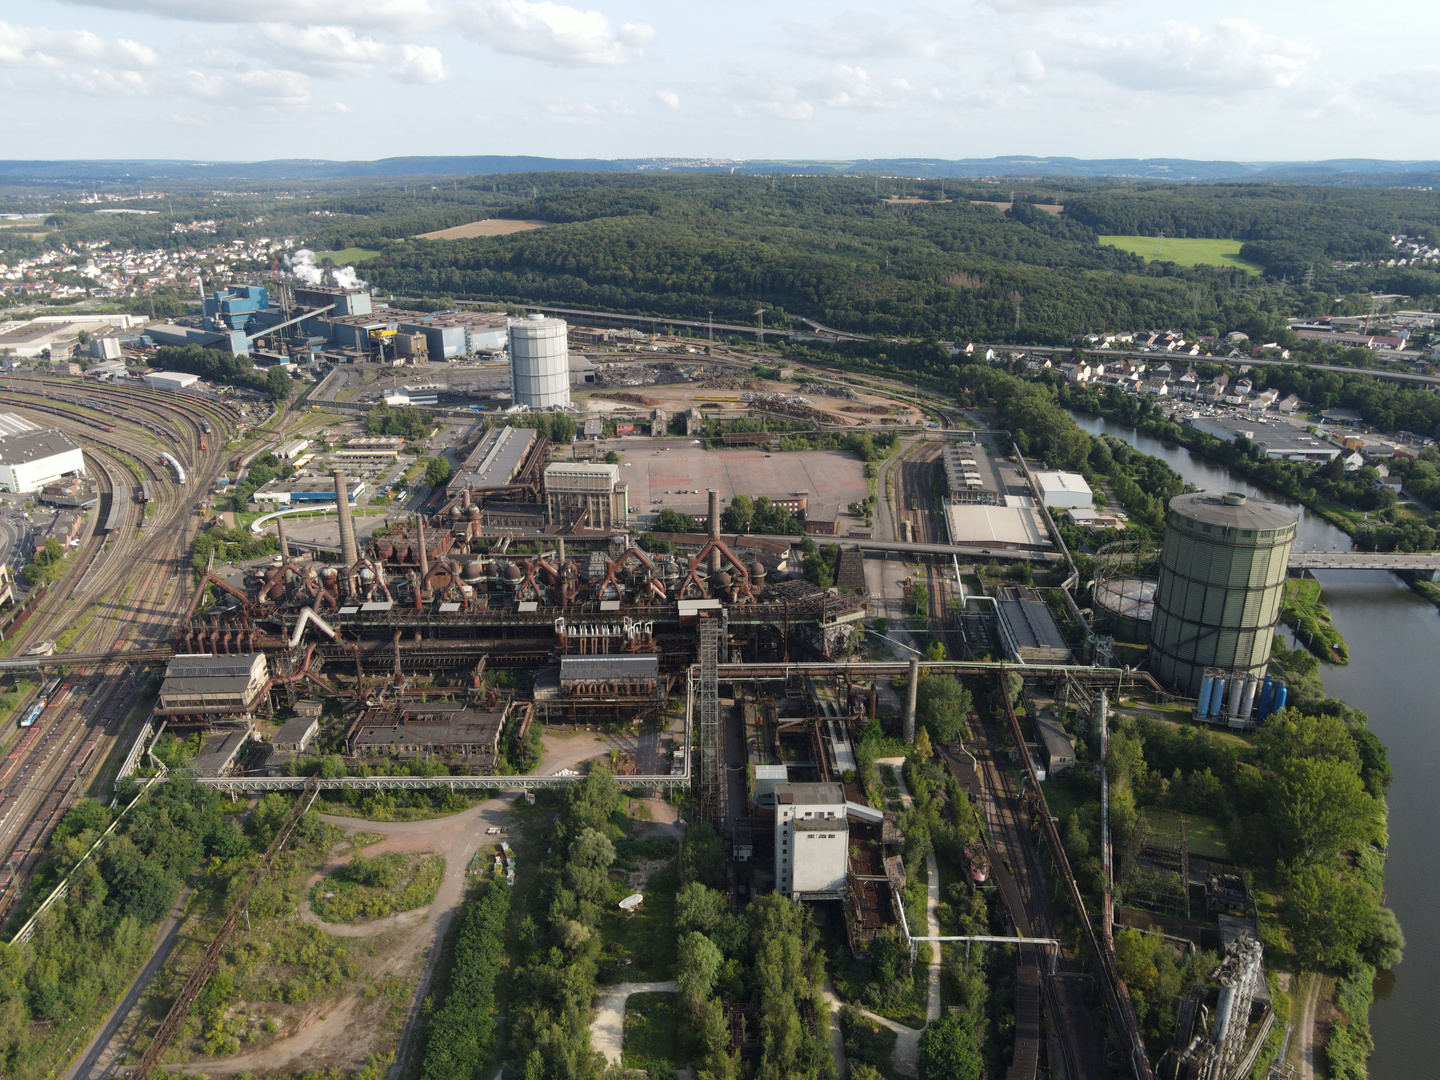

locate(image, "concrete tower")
[[1148, 492, 1297, 696]]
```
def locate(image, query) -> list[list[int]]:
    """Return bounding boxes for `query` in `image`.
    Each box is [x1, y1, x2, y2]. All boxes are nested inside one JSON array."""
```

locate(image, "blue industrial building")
[[203, 284, 269, 335]]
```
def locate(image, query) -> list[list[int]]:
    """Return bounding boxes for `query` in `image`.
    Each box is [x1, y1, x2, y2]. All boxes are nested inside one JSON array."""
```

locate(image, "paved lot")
[[613, 444, 868, 526]]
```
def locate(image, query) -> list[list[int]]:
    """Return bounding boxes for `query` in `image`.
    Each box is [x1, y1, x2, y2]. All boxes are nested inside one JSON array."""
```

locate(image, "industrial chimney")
[[708, 488, 721, 572], [334, 470, 358, 566], [904, 656, 919, 743], [276, 515, 291, 561]]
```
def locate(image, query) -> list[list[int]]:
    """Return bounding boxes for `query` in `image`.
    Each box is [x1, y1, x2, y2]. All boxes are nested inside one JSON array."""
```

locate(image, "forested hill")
[[351, 174, 1440, 345]]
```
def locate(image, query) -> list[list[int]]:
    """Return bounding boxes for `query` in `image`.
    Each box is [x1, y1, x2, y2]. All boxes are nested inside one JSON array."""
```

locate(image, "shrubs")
[[309, 853, 444, 923], [418, 879, 511, 1080]]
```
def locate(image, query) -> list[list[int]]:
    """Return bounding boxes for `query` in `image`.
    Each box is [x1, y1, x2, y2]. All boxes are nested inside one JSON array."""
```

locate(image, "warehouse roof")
[[455, 425, 535, 490], [559, 655, 660, 681], [774, 781, 846, 806], [166, 653, 265, 679], [0, 428, 80, 467], [0, 413, 39, 439], [945, 504, 1052, 548]]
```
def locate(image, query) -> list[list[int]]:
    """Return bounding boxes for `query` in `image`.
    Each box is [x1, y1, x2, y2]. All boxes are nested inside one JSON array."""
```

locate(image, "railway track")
[[0, 381, 237, 921]]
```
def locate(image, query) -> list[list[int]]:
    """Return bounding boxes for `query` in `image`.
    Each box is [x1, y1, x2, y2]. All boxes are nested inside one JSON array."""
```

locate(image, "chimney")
[[708, 488, 721, 572], [416, 513, 429, 579], [904, 656, 919, 743], [558, 537, 566, 564], [276, 515, 290, 561], [334, 470, 357, 566]]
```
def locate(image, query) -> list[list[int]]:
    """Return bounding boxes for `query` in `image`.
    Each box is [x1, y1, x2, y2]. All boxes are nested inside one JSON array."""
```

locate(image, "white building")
[[275, 439, 311, 461], [509, 314, 572, 409], [0, 429, 85, 492], [144, 371, 201, 391], [1032, 471, 1094, 511], [775, 782, 849, 897]]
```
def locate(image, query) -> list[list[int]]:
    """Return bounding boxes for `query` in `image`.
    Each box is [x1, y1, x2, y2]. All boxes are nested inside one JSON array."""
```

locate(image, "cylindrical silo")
[[1239, 674, 1258, 721], [1196, 671, 1216, 716], [1256, 674, 1274, 719], [508, 314, 572, 409], [1148, 492, 1299, 696], [1226, 675, 1245, 719], [1207, 675, 1227, 719], [1271, 680, 1287, 715]]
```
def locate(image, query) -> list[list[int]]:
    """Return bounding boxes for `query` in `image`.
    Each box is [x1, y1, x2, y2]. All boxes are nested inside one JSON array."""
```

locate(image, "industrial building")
[[944, 503, 1052, 550], [509, 314, 572, 409], [253, 476, 366, 505], [543, 462, 628, 530], [157, 653, 270, 719], [143, 371, 201, 392], [449, 425, 540, 494], [1032, 471, 1094, 511], [775, 782, 850, 897], [941, 443, 1002, 504], [0, 428, 85, 493], [1148, 492, 1298, 696], [997, 586, 1072, 662], [347, 700, 512, 767], [1185, 415, 1341, 463]]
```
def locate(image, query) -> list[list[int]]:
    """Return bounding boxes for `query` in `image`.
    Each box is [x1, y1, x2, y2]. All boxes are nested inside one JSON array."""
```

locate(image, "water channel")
[[1069, 411, 1438, 1078]]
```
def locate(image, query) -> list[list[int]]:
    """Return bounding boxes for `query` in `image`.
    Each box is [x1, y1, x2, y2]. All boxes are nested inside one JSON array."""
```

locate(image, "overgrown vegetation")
[[309, 852, 444, 922], [417, 878, 510, 1080]]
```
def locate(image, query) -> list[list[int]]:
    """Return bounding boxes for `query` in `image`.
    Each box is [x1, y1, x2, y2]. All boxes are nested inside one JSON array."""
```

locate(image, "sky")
[[3, 0, 1439, 162]]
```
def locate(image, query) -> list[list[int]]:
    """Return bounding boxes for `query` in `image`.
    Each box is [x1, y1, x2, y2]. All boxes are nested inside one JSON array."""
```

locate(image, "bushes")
[[418, 879, 510, 1080], [309, 853, 444, 923]]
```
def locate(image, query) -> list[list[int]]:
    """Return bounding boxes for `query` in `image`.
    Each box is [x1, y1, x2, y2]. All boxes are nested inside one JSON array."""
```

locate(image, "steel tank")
[[508, 314, 572, 409], [1148, 491, 1299, 696]]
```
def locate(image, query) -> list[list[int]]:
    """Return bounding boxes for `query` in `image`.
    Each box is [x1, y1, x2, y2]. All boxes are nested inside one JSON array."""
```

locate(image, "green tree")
[[916, 674, 971, 744], [655, 508, 698, 533], [677, 931, 723, 1010], [1270, 757, 1380, 863], [919, 1012, 983, 1080], [563, 765, 619, 839], [1281, 862, 1372, 968], [676, 882, 727, 935], [265, 366, 292, 402], [424, 456, 453, 488], [721, 493, 753, 532]]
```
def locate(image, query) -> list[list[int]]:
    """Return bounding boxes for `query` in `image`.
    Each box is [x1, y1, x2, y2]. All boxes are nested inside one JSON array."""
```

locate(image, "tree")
[[655, 508, 698, 533], [1281, 862, 1371, 968], [916, 674, 971, 744], [265, 366, 292, 402], [919, 1012, 983, 1080], [565, 828, 616, 904], [914, 729, 933, 759], [1270, 756, 1380, 863], [676, 882, 726, 935], [1360, 905, 1406, 970], [563, 765, 619, 839], [424, 456, 453, 488], [721, 493, 753, 532], [677, 931, 723, 1010]]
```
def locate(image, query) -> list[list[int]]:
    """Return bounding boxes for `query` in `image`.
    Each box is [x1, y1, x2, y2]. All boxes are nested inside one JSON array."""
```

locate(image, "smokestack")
[[463, 487, 471, 509], [904, 656, 919, 743], [708, 488, 721, 572], [334, 470, 357, 566], [558, 537, 566, 564], [416, 513, 429, 579], [276, 515, 290, 561]]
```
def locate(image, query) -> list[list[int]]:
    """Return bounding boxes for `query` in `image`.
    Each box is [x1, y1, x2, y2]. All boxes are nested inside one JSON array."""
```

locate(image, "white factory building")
[[1032, 471, 1094, 511], [143, 371, 201, 391], [509, 314, 571, 409], [775, 782, 851, 897], [0, 427, 86, 492]]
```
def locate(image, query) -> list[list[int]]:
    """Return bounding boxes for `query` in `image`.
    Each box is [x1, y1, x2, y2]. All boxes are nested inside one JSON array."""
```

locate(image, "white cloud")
[[779, 9, 951, 60], [1016, 49, 1045, 83], [60, 0, 443, 31], [655, 89, 679, 109], [542, 98, 632, 123], [812, 65, 910, 109], [257, 24, 388, 75], [184, 67, 313, 105], [455, 0, 653, 64], [398, 43, 448, 82], [1050, 19, 1318, 95], [0, 20, 119, 67]]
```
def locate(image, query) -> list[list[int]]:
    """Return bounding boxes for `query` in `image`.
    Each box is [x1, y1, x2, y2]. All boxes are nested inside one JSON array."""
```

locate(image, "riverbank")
[[1063, 393, 1440, 613], [1282, 579, 1350, 664]]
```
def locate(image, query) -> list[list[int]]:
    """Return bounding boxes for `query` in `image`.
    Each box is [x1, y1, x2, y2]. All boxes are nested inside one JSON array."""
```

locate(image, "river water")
[[1070, 412, 1438, 1078]]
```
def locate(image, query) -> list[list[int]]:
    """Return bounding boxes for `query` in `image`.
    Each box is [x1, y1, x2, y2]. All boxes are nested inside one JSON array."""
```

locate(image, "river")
[[1070, 412, 1439, 1079]]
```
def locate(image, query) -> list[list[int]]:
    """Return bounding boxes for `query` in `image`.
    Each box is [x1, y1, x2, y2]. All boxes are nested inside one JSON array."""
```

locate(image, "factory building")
[[775, 782, 850, 897], [0, 428, 85, 493], [157, 653, 270, 718], [942, 443, 1002, 505], [347, 700, 511, 767], [253, 476, 366, 505], [144, 371, 202, 392], [1148, 493, 1298, 696], [543, 462, 628, 529], [509, 314, 572, 409], [1032, 471, 1094, 511], [944, 504, 1052, 551], [450, 425, 538, 494], [203, 284, 270, 335]]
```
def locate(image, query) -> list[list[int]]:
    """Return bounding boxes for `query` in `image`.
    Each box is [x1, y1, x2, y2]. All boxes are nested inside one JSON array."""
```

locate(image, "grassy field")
[[622, 992, 681, 1072], [1142, 808, 1231, 859], [1099, 235, 1264, 274], [312, 247, 381, 264]]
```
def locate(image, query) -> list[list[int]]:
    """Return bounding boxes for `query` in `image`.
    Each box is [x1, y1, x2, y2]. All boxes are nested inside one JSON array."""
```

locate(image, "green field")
[[1099, 235, 1264, 274], [312, 247, 380, 264]]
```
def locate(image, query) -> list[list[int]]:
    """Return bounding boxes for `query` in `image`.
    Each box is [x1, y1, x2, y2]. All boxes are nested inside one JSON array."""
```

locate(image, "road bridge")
[[1287, 550, 1440, 571]]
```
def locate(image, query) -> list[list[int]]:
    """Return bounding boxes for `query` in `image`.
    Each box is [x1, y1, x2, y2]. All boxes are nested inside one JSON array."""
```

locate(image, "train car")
[[159, 452, 186, 485], [963, 845, 989, 885], [201, 420, 211, 434], [18, 702, 42, 729], [41, 677, 60, 700], [200, 436, 208, 450]]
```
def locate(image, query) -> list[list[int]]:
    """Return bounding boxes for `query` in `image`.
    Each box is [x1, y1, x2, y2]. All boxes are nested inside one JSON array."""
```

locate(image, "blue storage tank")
[[1271, 680, 1287, 715], [1207, 676, 1227, 718], [1197, 673, 1216, 716], [1256, 674, 1274, 719]]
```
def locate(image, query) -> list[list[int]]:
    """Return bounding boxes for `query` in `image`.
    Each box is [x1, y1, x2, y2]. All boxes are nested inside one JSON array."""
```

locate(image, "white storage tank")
[[508, 314, 571, 409]]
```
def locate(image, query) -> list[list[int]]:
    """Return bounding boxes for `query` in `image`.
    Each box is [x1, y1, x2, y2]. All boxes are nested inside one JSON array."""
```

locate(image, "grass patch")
[[312, 247, 381, 264], [600, 863, 679, 982], [310, 852, 444, 922], [1140, 808, 1231, 859], [1040, 774, 1084, 823], [1281, 578, 1349, 664], [1099, 235, 1264, 274], [839, 1005, 901, 1079], [622, 992, 682, 1073]]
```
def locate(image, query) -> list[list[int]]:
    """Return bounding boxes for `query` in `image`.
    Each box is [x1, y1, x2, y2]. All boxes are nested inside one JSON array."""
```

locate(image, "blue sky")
[[3, 0, 1437, 161]]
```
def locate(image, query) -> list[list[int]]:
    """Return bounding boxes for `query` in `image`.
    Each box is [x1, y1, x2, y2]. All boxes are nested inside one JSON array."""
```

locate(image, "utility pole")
[[755, 309, 765, 347], [708, 311, 713, 342]]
